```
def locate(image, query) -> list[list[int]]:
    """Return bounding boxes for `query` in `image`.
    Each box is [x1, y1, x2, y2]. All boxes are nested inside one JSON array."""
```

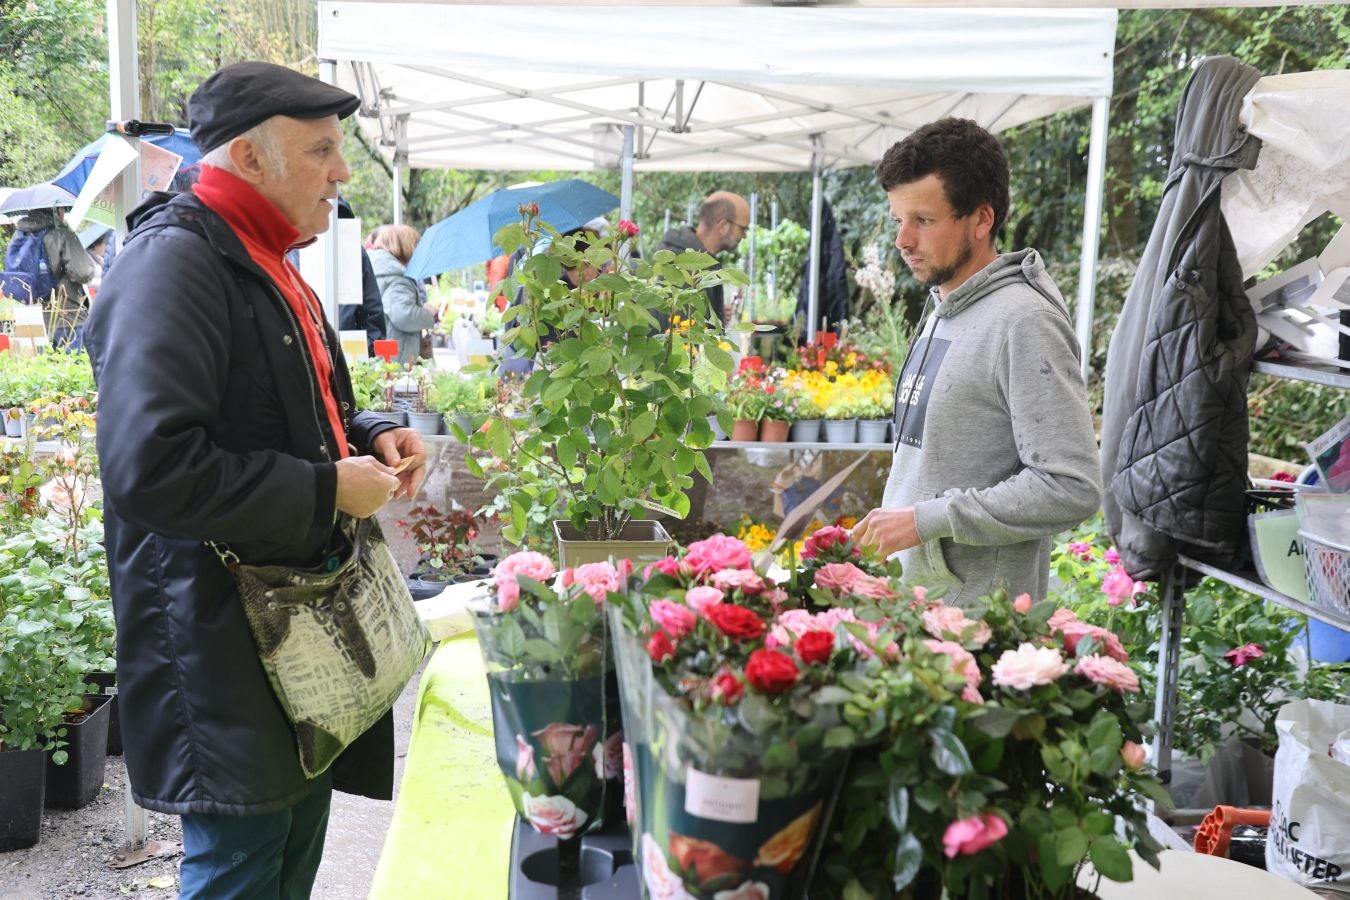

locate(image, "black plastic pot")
[[0, 747, 47, 851], [45, 694, 111, 809], [83, 671, 122, 756]]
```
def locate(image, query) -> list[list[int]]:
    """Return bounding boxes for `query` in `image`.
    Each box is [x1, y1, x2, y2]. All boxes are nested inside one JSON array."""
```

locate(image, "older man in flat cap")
[[84, 62, 424, 898]]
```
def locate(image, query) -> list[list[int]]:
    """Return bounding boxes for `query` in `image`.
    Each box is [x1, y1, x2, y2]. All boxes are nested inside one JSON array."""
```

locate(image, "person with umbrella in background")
[[3, 200, 96, 349], [370, 224, 434, 363]]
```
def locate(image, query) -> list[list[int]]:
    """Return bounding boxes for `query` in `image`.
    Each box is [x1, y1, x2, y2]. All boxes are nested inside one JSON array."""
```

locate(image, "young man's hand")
[[851, 507, 920, 557]]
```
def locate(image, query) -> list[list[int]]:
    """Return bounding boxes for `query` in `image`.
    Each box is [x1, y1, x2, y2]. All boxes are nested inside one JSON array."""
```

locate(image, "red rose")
[[618, 219, 640, 239], [647, 630, 676, 663], [712, 671, 744, 704], [796, 631, 835, 665], [705, 603, 767, 641], [746, 649, 798, 693]]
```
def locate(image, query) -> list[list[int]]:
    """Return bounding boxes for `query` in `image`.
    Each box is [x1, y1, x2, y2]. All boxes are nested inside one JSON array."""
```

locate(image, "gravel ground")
[[0, 443, 883, 899]]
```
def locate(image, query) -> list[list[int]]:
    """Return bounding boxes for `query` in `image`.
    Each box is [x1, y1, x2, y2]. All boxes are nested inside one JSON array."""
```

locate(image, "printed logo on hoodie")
[[893, 336, 950, 449]]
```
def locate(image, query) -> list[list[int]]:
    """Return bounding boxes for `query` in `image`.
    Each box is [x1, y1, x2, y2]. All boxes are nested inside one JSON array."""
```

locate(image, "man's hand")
[[335, 456, 401, 519], [851, 507, 921, 557], [372, 428, 427, 500]]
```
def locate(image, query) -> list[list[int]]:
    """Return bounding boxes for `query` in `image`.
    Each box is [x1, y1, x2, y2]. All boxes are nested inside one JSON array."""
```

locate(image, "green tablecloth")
[[370, 634, 515, 898]]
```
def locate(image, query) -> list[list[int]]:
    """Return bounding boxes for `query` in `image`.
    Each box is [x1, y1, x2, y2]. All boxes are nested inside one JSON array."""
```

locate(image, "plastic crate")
[[1300, 528, 1350, 614]]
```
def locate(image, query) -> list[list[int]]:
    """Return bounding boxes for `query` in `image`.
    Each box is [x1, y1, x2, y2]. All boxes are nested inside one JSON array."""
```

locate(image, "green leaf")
[[737, 693, 782, 734], [556, 435, 577, 470], [706, 342, 734, 373], [824, 726, 857, 749], [762, 740, 799, 771], [886, 785, 908, 832], [912, 782, 944, 813], [930, 728, 973, 775], [1089, 835, 1133, 882], [891, 833, 923, 893], [970, 706, 1021, 738], [631, 411, 657, 442], [523, 638, 561, 663], [1055, 827, 1088, 867]]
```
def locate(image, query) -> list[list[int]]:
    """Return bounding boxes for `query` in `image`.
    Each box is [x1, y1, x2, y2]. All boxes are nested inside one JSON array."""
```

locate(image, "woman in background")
[[370, 224, 435, 363]]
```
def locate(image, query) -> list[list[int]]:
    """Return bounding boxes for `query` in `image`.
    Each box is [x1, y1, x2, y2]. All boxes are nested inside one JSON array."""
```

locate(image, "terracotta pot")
[[759, 419, 790, 442], [731, 419, 760, 442]]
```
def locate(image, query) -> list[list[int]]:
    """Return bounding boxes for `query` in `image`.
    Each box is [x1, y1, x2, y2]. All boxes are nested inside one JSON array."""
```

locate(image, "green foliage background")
[[2, 3, 1347, 455]]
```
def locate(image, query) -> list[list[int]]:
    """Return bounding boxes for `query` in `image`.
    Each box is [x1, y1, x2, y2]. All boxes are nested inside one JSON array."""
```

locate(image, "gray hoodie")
[[881, 249, 1101, 605], [370, 248, 435, 364]]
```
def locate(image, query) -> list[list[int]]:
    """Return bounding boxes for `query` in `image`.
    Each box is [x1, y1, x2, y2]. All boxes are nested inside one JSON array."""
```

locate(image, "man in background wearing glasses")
[[655, 190, 750, 327]]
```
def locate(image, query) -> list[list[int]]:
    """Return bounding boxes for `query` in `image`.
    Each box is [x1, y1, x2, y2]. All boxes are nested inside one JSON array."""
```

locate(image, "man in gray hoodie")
[[851, 118, 1100, 605]]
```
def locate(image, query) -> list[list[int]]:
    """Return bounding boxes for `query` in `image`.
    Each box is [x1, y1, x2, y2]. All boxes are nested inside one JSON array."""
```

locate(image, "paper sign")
[[684, 767, 759, 824], [67, 136, 140, 230], [339, 328, 369, 363], [139, 141, 182, 193], [1249, 510, 1309, 601]]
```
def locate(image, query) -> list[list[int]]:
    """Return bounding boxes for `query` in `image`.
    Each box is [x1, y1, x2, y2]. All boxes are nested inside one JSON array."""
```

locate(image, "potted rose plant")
[[468, 208, 746, 567], [396, 504, 488, 598], [469, 551, 626, 841]]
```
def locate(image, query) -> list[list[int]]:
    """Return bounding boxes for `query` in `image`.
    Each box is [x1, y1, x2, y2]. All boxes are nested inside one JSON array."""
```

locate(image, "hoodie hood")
[[935, 249, 1068, 321], [368, 247, 407, 279]]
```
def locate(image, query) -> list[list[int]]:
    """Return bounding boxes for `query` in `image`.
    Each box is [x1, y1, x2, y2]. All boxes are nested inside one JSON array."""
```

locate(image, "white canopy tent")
[[317, 2, 1116, 358]]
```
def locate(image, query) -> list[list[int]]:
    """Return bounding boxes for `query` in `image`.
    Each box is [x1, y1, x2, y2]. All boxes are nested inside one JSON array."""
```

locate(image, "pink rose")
[[685, 586, 725, 615], [942, 813, 1008, 858], [523, 792, 589, 839], [684, 534, 753, 576], [496, 578, 521, 613], [1013, 593, 1034, 614], [1105, 548, 1121, 566], [650, 599, 698, 639], [1101, 565, 1145, 607], [565, 561, 622, 604], [911, 586, 929, 603], [1224, 643, 1265, 668], [515, 734, 536, 781], [495, 550, 556, 584], [1057, 621, 1129, 663], [763, 588, 789, 613], [991, 643, 1069, 690], [711, 568, 767, 595], [801, 525, 855, 560], [1068, 541, 1095, 562], [532, 723, 599, 785], [642, 832, 693, 900], [813, 562, 867, 593], [925, 639, 982, 703], [851, 575, 897, 600], [1121, 740, 1147, 770], [1074, 654, 1140, 693], [922, 605, 992, 647], [765, 609, 824, 649], [623, 743, 637, 825], [645, 556, 682, 581], [1046, 607, 1079, 630], [618, 219, 640, 239]]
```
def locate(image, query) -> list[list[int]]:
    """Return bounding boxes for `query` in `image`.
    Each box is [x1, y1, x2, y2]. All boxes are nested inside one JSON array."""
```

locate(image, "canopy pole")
[[319, 59, 340, 328], [392, 113, 408, 227], [747, 192, 758, 323], [1075, 95, 1110, 383], [107, 0, 139, 244], [620, 125, 634, 222], [806, 135, 824, 345]]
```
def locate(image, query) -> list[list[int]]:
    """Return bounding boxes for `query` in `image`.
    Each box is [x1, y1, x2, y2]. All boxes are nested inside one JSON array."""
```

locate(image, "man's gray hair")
[[200, 118, 288, 179]]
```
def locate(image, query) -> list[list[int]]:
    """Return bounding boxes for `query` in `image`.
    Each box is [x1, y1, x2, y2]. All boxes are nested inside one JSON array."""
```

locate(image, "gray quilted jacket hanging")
[[1101, 57, 1261, 580]]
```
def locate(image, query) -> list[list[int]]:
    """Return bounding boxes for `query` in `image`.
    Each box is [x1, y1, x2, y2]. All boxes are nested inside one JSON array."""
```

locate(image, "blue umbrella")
[[50, 128, 201, 197], [0, 183, 77, 215], [406, 179, 619, 280]]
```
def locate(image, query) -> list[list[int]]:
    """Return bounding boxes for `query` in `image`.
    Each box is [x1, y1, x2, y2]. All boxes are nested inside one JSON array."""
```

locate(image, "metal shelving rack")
[[1151, 359, 1349, 780]]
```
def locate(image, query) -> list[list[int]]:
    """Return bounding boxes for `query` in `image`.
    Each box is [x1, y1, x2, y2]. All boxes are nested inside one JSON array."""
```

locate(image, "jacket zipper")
[[263, 281, 331, 460]]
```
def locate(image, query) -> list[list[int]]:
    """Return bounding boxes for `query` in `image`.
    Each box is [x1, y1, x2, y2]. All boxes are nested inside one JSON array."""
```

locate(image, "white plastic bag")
[[1267, 698, 1350, 890]]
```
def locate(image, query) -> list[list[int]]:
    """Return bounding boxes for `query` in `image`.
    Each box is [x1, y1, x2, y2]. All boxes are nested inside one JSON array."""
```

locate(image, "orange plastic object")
[[1193, 806, 1271, 857]]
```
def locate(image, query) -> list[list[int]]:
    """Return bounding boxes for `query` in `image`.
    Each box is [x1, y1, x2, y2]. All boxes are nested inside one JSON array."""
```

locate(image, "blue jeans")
[[179, 771, 333, 899]]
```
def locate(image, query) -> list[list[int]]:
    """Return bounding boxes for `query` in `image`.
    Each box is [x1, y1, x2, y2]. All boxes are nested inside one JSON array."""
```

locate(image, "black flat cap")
[[188, 61, 360, 154]]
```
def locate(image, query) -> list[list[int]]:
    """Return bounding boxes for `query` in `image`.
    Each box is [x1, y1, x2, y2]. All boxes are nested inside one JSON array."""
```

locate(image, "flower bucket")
[[554, 520, 675, 570], [789, 419, 821, 443], [731, 419, 759, 442], [469, 593, 623, 841], [822, 419, 857, 444], [2, 408, 21, 439], [759, 419, 790, 443], [407, 410, 443, 436], [610, 606, 849, 900], [857, 419, 890, 444]]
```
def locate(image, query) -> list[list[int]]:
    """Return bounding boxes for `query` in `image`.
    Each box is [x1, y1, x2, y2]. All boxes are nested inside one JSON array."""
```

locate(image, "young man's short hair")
[[875, 117, 1010, 234]]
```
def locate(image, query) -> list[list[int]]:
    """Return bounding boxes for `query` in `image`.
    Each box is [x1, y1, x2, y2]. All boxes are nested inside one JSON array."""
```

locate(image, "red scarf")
[[194, 165, 349, 458]]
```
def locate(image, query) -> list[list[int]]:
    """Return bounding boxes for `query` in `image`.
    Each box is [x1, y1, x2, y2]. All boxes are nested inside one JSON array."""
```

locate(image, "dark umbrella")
[[406, 179, 619, 280], [0, 183, 77, 215]]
